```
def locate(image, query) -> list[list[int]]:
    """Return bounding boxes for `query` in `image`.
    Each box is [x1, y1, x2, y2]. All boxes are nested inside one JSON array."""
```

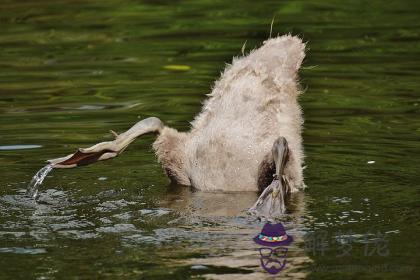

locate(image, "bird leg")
[[249, 137, 290, 217], [48, 117, 164, 168]]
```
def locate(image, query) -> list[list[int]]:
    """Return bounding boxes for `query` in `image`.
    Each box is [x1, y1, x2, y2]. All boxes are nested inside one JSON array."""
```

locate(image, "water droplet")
[[26, 165, 54, 200]]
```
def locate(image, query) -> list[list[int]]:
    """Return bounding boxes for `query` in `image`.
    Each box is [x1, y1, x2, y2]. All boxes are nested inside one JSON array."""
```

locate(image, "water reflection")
[[162, 185, 258, 217], [0, 183, 312, 278], [0, 145, 42, 150], [159, 186, 312, 279]]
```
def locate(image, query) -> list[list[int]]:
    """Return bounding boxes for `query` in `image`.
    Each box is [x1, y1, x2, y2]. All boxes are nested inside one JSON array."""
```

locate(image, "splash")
[[26, 164, 53, 199]]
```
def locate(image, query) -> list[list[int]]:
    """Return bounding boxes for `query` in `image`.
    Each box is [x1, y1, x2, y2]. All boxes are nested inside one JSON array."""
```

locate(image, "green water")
[[0, 0, 419, 279]]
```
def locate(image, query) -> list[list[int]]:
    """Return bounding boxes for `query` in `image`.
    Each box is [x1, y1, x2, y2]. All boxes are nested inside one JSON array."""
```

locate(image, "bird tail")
[[230, 34, 306, 96]]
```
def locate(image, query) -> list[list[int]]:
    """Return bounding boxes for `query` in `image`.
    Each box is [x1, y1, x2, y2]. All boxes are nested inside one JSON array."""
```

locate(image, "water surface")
[[0, 0, 419, 279]]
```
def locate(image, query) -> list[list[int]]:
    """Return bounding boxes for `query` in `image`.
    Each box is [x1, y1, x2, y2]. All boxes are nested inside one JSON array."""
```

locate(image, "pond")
[[0, 0, 419, 279]]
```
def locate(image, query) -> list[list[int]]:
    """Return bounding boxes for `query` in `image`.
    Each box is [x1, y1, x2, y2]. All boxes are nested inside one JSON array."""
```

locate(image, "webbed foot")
[[249, 137, 290, 217], [47, 117, 163, 168]]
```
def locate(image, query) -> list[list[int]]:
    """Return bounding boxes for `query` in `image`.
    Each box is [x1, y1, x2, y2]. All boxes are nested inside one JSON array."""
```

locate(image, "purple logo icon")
[[253, 222, 293, 275]]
